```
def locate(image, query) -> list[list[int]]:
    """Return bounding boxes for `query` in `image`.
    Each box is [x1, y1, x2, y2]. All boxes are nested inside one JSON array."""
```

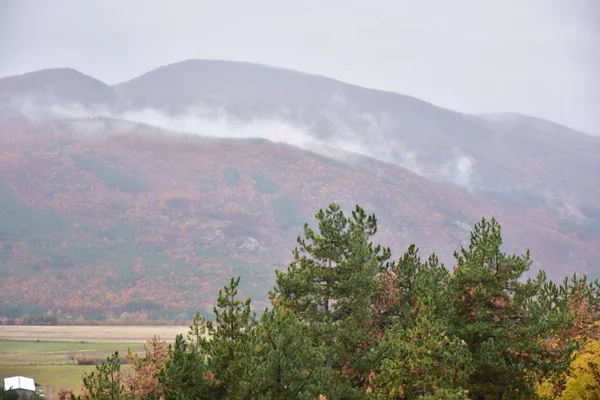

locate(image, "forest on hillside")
[[32, 203, 600, 399], [2, 123, 599, 323]]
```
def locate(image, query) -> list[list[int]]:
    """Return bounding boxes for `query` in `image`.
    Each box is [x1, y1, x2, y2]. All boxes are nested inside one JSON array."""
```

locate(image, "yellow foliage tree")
[[560, 339, 600, 400]]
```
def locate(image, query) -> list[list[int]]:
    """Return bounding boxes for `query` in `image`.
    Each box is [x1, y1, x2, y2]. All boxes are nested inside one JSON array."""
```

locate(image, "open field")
[[0, 325, 189, 395], [0, 325, 189, 342], [0, 365, 100, 395], [0, 340, 145, 365], [0, 341, 135, 395]]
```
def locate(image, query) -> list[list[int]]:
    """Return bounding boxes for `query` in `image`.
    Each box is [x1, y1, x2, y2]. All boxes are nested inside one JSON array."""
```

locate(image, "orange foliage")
[[123, 336, 169, 399], [74, 336, 169, 400], [0, 122, 598, 321]]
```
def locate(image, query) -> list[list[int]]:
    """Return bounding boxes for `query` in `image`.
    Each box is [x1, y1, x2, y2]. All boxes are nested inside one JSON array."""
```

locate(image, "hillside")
[[113, 60, 600, 210], [0, 117, 598, 321], [0, 68, 118, 115], [2, 60, 598, 217], [0, 60, 598, 321]]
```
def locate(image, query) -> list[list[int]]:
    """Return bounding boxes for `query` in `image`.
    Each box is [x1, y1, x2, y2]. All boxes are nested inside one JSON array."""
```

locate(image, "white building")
[[3, 376, 37, 397]]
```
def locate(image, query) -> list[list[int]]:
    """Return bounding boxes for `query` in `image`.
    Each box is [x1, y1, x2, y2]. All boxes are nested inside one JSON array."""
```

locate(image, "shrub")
[[75, 354, 101, 365], [71, 154, 148, 193], [125, 299, 164, 313], [252, 173, 278, 194], [0, 178, 67, 243], [22, 315, 58, 325], [0, 303, 46, 318], [271, 195, 305, 230], [223, 167, 241, 187]]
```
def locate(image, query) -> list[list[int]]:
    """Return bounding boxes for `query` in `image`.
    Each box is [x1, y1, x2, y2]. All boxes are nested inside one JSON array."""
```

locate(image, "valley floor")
[[0, 325, 188, 396], [0, 325, 188, 343]]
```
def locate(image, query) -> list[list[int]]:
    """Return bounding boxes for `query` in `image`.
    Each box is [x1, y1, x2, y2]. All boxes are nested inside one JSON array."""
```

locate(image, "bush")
[[75, 354, 101, 365], [22, 315, 58, 325], [252, 173, 278, 194], [0, 303, 46, 318], [0, 388, 20, 400], [0, 178, 67, 243], [271, 195, 306, 230], [125, 299, 164, 312], [71, 154, 148, 193], [223, 167, 241, 187], [199, 177, 218, 193]]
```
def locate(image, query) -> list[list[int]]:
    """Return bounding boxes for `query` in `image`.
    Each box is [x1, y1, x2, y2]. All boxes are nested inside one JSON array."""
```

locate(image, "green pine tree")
[[272, 203, 392, 394], [75, 352, 130, 400], [250, 304, 332, 399], [447, 217, 537, 399], [160, 333, 214, 400], [369, 297, 472, 399], [161, 277, 257, 400]]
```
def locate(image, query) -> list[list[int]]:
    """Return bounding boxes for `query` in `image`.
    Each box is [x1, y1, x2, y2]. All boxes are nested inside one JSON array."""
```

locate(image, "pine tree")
[[447, 217, 537, 399], [206, 277, 256, 397], [250, 304, 332, 399], [76, 352, 129, 400], [369, 297, 472, 399], [272, 203, 392, 393], [161, 277, 257, 400], [63, 203, 600, 400], [372, 245, 450, 334], [369, 245, 471, 399], [160, 333, 214, 400]]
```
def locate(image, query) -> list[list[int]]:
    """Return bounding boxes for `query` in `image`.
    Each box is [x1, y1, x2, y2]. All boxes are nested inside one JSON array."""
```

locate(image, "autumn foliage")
[[1, 123, 598, 324], [60, 203, 599, 400]]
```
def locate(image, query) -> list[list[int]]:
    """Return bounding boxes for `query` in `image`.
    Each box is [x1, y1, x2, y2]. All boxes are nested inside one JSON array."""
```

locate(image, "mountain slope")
[[113, 60, 599, 212], [0, 118, 597, 321], [2, 60, 597, 215], [113, 59, 493, 153], [0, 60, 598, 323], [0, 68, 118, 111]]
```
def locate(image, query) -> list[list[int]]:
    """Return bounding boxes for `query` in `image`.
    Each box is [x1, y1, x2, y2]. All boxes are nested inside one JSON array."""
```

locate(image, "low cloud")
[[4, 95, 480, 193], [440, 155, 476, 193], [120, 106, 322, 149]]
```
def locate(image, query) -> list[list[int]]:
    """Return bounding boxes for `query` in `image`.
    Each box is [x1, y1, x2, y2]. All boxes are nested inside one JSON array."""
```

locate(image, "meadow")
[[0, 325, 188, 397]]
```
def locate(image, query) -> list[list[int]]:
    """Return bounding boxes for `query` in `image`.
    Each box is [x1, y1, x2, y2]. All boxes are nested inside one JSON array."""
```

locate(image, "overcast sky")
[[1, 0, 598, 134]]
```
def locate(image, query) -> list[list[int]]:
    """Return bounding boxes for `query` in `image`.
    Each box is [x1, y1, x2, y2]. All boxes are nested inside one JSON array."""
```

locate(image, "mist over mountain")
[[1, 59, 598, 317], [3, 60, 598, 212]]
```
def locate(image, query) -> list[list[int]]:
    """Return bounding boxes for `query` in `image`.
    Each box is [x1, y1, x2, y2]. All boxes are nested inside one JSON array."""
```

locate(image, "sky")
[[1, 0, 599, 134]]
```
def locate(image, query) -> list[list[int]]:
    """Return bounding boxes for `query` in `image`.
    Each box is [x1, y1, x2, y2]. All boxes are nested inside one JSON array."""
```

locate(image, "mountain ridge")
[[2, 59, 597, 212], [0, 59, 598, 321], [1, 117, 597, 321], [2, 60, 592, 136]]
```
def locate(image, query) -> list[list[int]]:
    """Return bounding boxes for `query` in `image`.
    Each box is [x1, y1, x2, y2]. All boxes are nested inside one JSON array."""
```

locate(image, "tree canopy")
[[61, 203, 600, 400]]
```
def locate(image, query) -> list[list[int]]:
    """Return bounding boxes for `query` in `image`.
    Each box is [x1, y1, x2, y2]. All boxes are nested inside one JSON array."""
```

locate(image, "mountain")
[[0, 68, 118, 114], [3, 60, 598, 212], [113, 60, 600, 208], [0, 60, 598, 321], [466, 112, 600, 207]]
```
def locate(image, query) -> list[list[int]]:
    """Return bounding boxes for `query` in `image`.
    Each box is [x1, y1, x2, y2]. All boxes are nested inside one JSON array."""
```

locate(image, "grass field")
[[0, 325, 188, 343], [0, 325, 189, 396], [0, 365, 99, 396]]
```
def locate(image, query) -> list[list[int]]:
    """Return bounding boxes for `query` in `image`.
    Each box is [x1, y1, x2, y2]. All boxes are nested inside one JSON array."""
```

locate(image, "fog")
[[1, 0, 598, 135], [7, 94, 479, 191]]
